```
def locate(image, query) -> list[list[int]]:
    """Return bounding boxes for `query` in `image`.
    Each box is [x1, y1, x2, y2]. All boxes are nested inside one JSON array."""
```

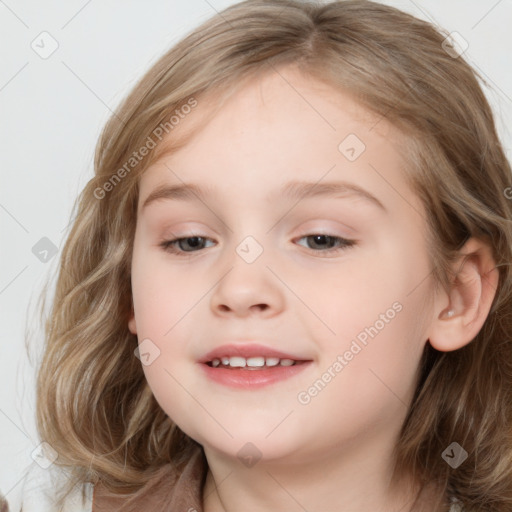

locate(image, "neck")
[[201, 438, 436, 512]]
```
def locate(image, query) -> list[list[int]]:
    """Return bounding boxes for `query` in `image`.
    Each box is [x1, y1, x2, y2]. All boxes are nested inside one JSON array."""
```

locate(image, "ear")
[[128, 303, 137, 335], [428, 237, 499, 352]]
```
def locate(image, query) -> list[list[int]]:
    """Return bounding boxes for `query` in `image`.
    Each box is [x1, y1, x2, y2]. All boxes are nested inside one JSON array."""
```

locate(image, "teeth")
[[209, 356, 298, 368], [229, 356, 246, 367], [247, 357, 265, 367]]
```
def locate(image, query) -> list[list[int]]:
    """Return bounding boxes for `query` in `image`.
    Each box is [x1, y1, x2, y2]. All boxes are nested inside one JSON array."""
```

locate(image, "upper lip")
[[198, 343, 312, 364]]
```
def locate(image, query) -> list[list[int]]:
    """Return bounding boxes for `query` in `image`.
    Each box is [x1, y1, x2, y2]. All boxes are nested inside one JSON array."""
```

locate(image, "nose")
[[218, 302, 269, 314], [209, 264, 285, 319]]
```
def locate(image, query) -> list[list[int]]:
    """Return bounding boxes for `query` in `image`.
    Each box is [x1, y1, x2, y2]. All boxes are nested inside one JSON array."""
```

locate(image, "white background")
[[1, 0, 511, 502]]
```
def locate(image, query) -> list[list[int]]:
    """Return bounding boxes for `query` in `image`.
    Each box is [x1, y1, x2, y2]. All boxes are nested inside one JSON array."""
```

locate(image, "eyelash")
[[159, 233, 357, 257]]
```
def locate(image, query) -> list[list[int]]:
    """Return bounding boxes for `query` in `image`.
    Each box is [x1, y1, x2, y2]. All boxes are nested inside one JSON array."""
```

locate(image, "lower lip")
[[198, 362, 313, 389]]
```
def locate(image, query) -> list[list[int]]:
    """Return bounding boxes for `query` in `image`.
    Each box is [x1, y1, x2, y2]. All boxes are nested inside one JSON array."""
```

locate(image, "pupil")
[[182, 236, 202, 250], [312, 235, 332, 248]]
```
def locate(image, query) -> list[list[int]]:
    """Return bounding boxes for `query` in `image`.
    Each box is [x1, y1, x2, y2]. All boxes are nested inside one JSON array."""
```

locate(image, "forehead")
[[137, 67, 420, 216]]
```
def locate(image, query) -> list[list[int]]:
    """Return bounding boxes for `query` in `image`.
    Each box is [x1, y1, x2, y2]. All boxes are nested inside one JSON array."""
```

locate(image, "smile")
[[207, 356, 302, 368], [199, 359, 313, 389]]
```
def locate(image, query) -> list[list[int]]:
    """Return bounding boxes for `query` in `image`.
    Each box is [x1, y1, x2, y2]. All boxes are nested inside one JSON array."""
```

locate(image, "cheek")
[[313, 233, 431, 372], [139, 358, 194, 431], [130, 244, 200, 406], [130, 241, 198, 336], [301, 245, 406, 336], [298, 298, 429, 441]]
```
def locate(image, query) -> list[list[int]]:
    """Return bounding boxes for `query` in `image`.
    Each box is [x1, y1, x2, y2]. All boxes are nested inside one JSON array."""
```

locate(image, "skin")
[[127, 65, 498, 512]]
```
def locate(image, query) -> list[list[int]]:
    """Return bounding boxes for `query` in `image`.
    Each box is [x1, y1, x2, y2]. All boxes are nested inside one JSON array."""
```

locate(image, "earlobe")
[[128, 308, 137, 335], [428, 238, 499, 352]]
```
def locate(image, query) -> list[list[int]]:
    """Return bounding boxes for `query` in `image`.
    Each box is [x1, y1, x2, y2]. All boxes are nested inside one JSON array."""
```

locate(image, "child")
[[11, 0, 512, 510]]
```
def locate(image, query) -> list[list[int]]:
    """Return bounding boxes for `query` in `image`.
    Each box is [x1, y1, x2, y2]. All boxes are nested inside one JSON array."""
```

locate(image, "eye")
[[160, 236, 214, 254], [294, 234, 356, 255], [159, 233, 356, 256]]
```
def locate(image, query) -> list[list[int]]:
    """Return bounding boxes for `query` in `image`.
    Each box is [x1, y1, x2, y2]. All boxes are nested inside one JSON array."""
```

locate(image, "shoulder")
[[4, 463, 92, 512], [94, 443, 208, 512]]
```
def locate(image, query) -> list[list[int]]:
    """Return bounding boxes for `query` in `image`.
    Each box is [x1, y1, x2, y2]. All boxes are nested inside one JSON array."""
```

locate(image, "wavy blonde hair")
[[31, 0, 512, 510]]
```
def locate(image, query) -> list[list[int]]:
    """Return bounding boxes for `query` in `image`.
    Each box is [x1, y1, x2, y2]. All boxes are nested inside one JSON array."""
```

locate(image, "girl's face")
[[128, 66, 437, 465]]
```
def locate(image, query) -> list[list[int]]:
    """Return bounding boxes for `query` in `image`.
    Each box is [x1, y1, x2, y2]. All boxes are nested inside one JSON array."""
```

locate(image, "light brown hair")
[[31, 0, 512, 510]]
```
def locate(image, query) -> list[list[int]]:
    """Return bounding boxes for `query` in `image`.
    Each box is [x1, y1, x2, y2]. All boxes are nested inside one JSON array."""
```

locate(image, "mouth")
[[204, 356, 310, 369], [199, 354, 313, 389], [198, 343, 313, 388]]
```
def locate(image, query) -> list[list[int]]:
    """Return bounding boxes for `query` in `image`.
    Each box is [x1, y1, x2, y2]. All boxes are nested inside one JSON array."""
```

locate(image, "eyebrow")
[[141, 180, 387, 212]]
